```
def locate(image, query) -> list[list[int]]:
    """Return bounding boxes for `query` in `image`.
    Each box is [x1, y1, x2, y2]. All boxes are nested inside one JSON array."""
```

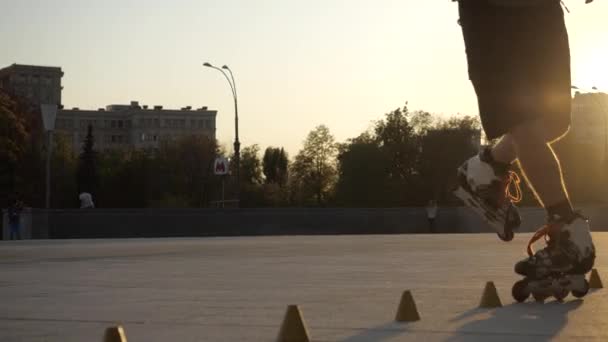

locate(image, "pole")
[[203, 63, 241, 207], [226, 67, 240, 205], [221, 176, 225, 208], [45, 131, 53, 209]]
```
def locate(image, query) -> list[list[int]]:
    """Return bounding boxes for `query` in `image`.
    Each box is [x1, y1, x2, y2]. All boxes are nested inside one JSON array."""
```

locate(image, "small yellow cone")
[[479, 281, 502, 308], [104, 325, 127, 342], [589, 269, 604, 289], [395, 290, 420, 322], [277, 305, 310, 342]]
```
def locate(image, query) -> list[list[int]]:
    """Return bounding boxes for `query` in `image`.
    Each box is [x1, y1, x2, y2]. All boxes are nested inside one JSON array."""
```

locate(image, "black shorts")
[[459, 0, 572, 139]]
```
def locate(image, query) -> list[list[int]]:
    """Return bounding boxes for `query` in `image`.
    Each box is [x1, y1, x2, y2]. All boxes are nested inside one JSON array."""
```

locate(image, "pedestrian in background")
[[426, 200, 438, 233], [8, 196, 23, 240]]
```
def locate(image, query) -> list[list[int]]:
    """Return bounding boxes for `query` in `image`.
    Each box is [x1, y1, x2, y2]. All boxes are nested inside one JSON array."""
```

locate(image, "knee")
[[545, 120, 570, 143]]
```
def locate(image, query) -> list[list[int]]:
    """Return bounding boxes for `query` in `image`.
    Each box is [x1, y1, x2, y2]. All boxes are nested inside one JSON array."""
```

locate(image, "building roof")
[[0, 63, 63, 77]]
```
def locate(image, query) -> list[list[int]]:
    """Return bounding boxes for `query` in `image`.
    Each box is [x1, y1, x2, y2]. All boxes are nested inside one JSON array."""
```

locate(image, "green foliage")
[[417, 115, 481, 204], [7, 95, 606, 209], [77, 125, 99, 196], [290, 125, 337, 206], [335, 133, 391, 207], [95, 135, 220, 208], [0, 91, 28, 165], [263, 147, 289, 186], [0, 90, 29, 200], [51, 132, 77, 207], [240, 144, 263, 185]]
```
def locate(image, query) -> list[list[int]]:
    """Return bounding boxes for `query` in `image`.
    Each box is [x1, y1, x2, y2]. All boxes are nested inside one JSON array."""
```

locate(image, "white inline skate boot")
[[454, 148, 522, 241], [512, 214, 596, 302]]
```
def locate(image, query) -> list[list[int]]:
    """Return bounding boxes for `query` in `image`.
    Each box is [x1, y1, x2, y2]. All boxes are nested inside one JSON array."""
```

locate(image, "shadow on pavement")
[[444, 299, 584, 342], [340, 322, 410, 342]]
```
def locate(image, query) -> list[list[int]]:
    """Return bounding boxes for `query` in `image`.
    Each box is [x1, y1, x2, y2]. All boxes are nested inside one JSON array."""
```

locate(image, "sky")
[[1, 0, 607, 156]]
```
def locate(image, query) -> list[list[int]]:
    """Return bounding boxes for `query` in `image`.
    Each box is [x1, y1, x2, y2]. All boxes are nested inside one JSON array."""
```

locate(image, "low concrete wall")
[[1, 206, 604, 240]]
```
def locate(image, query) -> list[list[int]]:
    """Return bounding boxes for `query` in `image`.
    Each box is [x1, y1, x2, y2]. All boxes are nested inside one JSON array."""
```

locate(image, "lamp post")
[[41, 104, 58, 209], [203, 62, 240, 206]]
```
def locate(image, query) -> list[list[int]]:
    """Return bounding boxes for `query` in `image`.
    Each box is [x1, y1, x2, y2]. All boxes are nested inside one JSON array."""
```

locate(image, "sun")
[[572, 47, 608, 92]]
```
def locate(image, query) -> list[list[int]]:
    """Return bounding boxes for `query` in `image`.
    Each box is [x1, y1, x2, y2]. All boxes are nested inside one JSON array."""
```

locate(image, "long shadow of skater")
[[341, 322, 410, 342], [445, 300, 583, 342]]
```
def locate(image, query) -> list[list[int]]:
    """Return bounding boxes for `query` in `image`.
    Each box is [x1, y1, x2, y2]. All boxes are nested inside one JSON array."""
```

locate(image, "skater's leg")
[[490, 124, 571, 166], [509, 119, 572, 212]]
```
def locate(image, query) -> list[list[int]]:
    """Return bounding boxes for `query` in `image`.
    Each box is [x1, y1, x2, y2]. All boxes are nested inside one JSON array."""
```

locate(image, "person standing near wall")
[[426, 200, 438, 233], [8, 196, 23, 240], [79, 192, 95, 209]]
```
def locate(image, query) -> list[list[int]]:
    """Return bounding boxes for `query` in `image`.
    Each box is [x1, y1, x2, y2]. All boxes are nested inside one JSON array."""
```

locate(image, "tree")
[[152, 135, 218, 207], [335, 133, 390, 207], [0, 90, 29, 200], [263, 147, 289, 187], [51, 132, 77, 208], [418, 115, 481, 204], [291, 125, 337, 206], [77, 125, 99, 197], [239, 144, 263, 185], [373, 104, 420, 205]]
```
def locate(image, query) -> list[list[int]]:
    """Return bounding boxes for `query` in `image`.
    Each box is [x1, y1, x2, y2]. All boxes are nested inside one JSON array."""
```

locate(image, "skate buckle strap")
[[526, 221, 564, 257], [505, 171, 522, 204]]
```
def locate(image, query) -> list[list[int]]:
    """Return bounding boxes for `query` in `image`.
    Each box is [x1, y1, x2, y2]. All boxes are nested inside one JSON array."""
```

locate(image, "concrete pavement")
[[1, 234, 607, 341]]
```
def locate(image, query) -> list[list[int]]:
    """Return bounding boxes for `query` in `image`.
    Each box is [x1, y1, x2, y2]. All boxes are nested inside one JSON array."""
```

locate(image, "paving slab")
[[0, 233, 607, 341]]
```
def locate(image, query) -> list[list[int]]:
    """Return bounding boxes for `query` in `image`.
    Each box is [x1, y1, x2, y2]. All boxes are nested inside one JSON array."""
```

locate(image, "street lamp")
[[203, 62, 240, 206], [41, 104, 58, 209]]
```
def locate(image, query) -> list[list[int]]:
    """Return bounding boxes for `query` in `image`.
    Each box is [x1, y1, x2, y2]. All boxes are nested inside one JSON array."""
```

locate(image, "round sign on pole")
[[214, 157, 230, 176]]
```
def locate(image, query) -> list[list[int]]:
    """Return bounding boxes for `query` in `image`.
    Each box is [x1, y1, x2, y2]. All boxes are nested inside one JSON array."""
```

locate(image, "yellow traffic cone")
[[395, 290, 421, 322], [589, 269, 603, 289], [104, 325, 127, 342], [277, 305, 310, 342], [479, 281, 502, 308]]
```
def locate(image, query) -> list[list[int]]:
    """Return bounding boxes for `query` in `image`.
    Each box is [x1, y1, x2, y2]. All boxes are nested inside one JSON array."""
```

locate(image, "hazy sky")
[[1, 0, 607, 155]]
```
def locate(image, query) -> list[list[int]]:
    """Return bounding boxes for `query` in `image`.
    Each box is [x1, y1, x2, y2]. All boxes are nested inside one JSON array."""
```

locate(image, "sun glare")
[[574, 47, 608, 91]]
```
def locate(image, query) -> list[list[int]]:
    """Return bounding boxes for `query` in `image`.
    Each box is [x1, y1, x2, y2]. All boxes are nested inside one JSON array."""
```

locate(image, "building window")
[[111, 120, 116, 128], [118, 120, 123, 128]]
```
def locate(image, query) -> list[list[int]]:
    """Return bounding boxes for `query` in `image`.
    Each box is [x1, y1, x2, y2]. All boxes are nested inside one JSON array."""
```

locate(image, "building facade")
[[0, 64, 63, 108], [57, 102, 217, 152], [571, 91, 608, 153], [0, 63, 217, 152]]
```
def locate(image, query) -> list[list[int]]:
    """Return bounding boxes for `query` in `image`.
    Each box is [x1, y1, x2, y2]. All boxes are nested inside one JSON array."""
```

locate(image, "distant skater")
[[453, 0, 596, 301], [8, 197, 23, 240]]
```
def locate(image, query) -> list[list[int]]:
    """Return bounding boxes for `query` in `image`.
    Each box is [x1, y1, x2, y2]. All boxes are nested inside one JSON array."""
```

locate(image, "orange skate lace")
[[526, 221, 564, 257], [504, 171, 522, 204]]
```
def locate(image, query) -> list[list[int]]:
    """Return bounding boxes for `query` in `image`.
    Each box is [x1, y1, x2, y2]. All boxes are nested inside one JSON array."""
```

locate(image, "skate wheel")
[[554, 289, 569, 302], [532, 292, 549, 302], [572, 280, 590, 298], [512, 279, 530, 303]]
